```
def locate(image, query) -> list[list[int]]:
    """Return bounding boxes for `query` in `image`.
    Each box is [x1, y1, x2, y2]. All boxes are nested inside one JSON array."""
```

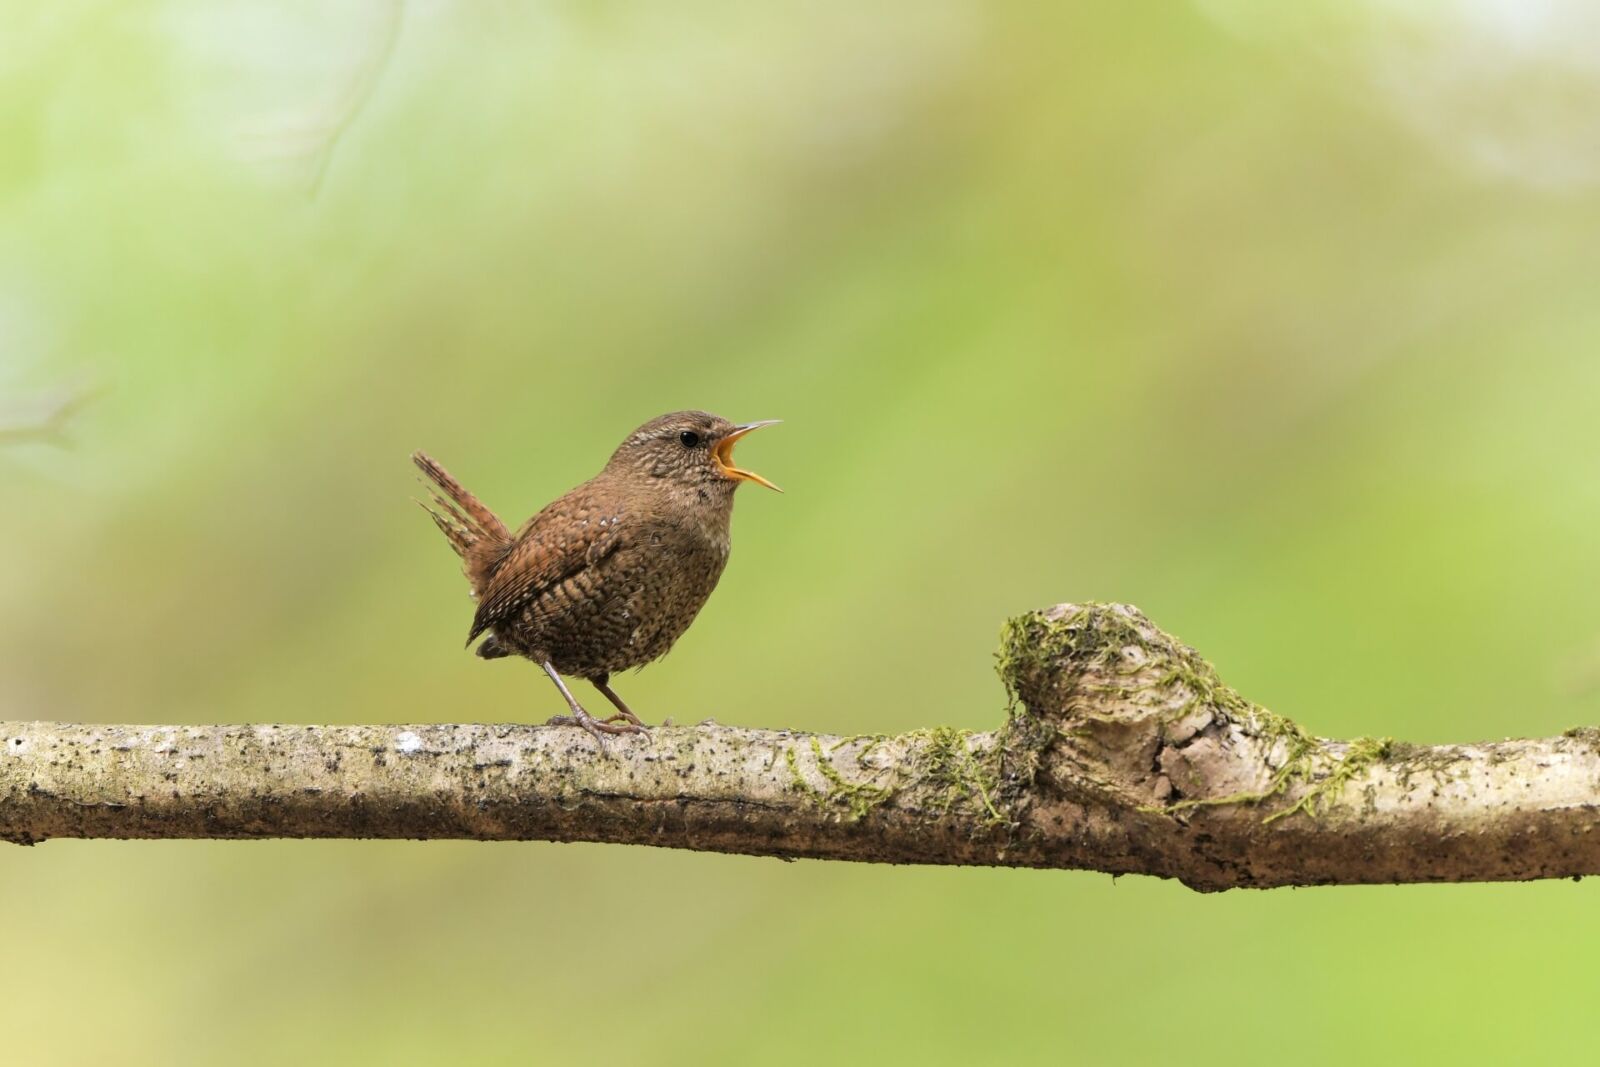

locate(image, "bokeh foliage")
[[5, 2, 1600, 1063]]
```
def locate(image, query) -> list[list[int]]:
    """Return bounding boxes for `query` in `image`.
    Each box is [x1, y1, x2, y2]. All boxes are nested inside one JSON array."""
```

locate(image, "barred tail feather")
[[411, 450, 513, 594]]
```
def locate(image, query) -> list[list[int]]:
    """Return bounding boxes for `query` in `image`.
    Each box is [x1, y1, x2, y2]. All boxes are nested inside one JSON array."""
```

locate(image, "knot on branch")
[[995, 603, 1355, 823], [996, 603, 1203, 809], [997, 602, 1193, 714]]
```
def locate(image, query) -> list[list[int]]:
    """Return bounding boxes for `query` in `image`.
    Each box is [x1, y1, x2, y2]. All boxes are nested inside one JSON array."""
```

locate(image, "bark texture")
[[4, 602, 1599, 890]]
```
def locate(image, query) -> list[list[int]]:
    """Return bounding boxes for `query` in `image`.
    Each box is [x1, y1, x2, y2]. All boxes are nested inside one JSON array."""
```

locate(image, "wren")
[[414, 411, 780, 747]]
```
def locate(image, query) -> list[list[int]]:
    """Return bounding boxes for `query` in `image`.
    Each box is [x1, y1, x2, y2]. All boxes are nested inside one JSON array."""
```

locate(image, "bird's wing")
[[465, 494, 629, 646]]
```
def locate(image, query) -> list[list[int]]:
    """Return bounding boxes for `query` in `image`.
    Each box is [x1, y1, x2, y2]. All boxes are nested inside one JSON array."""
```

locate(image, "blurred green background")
[[5, 2, 1600, 1063]]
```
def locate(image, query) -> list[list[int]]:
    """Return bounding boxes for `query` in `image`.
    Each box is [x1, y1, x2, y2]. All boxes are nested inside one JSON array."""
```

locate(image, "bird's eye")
[[679, 431, 701, 448]]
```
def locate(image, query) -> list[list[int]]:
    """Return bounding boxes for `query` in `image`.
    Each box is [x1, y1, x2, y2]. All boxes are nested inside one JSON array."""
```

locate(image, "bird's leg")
[[589, 674, 649, 729], [539, 661, 645, 747]]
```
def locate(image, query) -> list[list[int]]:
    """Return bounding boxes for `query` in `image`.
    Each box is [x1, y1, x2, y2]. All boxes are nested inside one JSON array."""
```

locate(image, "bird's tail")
[[412, 450, 513, 594]]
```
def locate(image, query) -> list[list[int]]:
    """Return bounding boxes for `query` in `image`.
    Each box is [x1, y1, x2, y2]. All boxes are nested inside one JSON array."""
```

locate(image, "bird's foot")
[[602, 707, 649, 729], [546, 706, 647, 749]]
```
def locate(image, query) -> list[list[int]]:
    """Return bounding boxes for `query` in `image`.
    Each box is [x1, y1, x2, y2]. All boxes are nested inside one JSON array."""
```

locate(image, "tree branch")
[[0, 386, 95, 445], [5, 603, 1599, 890]]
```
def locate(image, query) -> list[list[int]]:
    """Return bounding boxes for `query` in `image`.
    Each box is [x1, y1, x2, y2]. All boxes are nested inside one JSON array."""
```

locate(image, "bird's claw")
[[546, 707, 647, 751]]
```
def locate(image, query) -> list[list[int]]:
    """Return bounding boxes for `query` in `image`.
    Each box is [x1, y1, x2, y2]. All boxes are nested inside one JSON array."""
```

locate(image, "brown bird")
[[413, 411, 780, 746]]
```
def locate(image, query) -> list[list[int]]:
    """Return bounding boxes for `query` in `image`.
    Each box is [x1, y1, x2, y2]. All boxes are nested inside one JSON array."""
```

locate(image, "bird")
[[412, 411, 780, 747]]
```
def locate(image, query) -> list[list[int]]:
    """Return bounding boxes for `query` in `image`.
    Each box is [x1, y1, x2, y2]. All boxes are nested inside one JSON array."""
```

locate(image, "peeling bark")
[[4, 603, 1599, 891]]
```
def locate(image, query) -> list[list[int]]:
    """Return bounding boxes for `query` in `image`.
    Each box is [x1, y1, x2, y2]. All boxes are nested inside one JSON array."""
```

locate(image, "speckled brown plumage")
[[413, 411, 779, 746]]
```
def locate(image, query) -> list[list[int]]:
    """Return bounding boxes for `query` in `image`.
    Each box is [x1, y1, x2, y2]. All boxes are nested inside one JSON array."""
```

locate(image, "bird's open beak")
[[714, 420, 782, 492]]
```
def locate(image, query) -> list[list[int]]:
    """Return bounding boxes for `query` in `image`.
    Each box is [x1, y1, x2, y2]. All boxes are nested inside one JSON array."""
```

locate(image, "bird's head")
[[606, 411, 781, 502]]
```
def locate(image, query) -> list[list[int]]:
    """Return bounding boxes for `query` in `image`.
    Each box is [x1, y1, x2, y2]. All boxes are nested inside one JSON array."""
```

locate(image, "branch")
[[234, 0, 403, 195], [5, 603, 1599, 890], [0, 386, 94, 445]]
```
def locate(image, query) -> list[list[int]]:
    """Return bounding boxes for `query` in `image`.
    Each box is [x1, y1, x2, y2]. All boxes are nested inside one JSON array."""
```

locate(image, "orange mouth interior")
[[713, 422, 782, 492]]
